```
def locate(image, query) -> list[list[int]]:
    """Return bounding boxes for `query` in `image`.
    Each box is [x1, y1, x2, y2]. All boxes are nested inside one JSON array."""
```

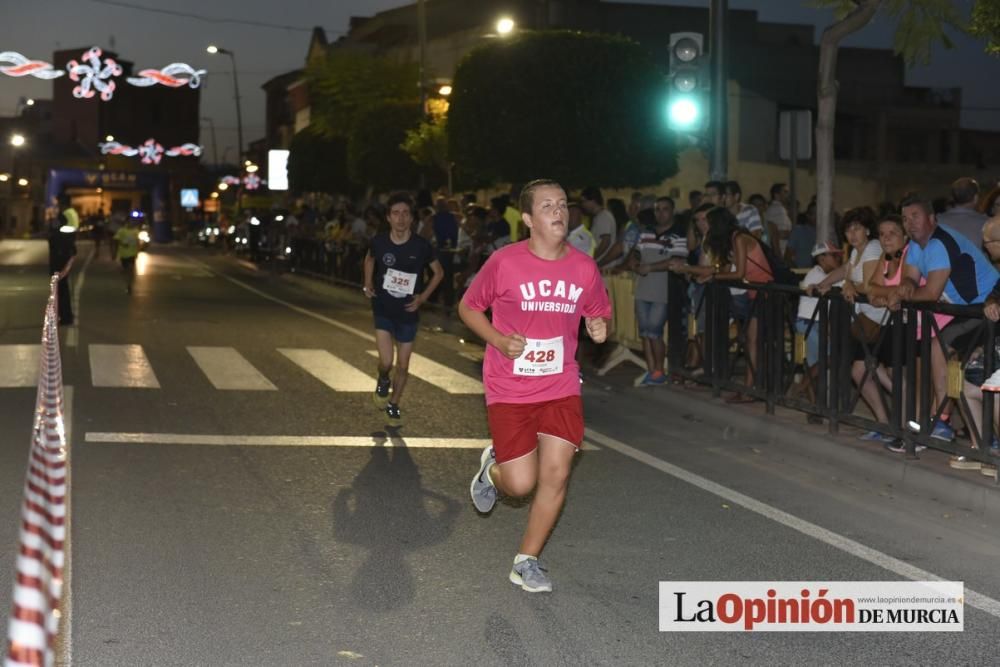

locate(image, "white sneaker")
[[982, 369, 1000, 392]]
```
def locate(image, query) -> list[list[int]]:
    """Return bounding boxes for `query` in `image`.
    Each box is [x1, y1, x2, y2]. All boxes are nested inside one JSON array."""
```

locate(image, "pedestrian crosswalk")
[[0, 344, 484, 394]]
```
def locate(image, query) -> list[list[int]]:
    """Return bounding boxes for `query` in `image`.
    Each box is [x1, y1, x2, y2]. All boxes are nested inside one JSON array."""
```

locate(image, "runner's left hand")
[[585, 317, 608, 343], [404, 295, 424, 312]]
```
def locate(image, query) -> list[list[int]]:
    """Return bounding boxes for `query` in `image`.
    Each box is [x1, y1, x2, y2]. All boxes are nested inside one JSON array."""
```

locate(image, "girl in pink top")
[[460, 179, 611, 593]]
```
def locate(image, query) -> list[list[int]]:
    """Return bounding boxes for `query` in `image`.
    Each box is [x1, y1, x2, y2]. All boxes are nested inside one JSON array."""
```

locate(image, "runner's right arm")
[[362, 250, 375, 298], [458, 300, 525, 359]]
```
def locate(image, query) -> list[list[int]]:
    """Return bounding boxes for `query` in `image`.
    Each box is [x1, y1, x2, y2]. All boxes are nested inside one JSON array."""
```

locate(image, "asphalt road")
[[3, 239, 1000, 666]]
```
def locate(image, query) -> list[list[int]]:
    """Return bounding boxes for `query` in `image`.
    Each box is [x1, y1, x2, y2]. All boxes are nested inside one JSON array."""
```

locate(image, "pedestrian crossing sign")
[[180, 188, 199, 209]]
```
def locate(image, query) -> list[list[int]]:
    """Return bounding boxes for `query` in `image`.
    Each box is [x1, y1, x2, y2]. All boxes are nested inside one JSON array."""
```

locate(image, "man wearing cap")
[[793, 241, 843, 403]]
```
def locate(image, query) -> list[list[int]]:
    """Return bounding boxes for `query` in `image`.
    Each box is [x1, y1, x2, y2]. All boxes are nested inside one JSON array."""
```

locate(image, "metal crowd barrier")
[[666, 275, 999, 467], [6, 276, 69, 666]]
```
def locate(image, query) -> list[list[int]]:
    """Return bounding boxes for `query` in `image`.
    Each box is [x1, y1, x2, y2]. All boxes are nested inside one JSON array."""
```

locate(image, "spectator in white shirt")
[[581, 186, 616, 264], [765, 183, 793, 255]]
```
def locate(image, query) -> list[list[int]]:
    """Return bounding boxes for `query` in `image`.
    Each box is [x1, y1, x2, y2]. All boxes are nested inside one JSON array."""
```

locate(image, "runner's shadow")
[[332, 427, 460, 611]]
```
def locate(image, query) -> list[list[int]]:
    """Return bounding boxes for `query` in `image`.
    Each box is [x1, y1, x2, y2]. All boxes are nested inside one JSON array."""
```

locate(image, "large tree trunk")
[[816, 0, 881, 244]]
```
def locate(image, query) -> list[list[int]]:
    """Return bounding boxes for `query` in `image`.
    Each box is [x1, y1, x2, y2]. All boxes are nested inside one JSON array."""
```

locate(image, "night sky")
[[1, 0, 997, 160]]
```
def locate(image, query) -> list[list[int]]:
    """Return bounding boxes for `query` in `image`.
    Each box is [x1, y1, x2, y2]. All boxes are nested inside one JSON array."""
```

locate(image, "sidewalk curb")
[[636, 383, 1000, 516]]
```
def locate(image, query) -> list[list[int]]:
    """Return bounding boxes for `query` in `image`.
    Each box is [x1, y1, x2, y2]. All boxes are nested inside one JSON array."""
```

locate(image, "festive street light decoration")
[[67, 47, 122, 101], [0, 51, 64, 79], [2, 46, 207, 100], [98, 138, 203, 165], [127, 62, 206, 89]]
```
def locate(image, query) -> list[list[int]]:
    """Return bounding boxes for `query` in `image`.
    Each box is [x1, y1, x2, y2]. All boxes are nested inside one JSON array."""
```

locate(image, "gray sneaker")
[[509, 557, 552, 593], [470, 446, 497, 513]]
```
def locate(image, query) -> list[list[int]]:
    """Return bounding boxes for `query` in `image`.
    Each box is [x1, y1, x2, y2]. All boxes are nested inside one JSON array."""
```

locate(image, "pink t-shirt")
[[463, 241, 612, 405]]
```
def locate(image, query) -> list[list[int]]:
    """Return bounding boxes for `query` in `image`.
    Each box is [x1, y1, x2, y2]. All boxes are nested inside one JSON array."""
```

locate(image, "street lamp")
[[206, 45, 244, 164], [10, 134, 25, 147], [496, 17, 515, 35]]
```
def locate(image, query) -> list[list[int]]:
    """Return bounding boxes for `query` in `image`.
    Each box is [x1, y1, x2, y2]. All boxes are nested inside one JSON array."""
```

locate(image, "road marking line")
[[88, 344, 160, 388], [584, 426, 1000, 620], [187, 258, 486, 393], [186, 258, 375, 341], [187, 346, 277, 391], [65, 243, 94, 349], [84, 432, 599, 450], [85, 433, 494, 448], [278, 348, 372, 392], [366, 350, 483, 394], [0, 344, 41, 387]]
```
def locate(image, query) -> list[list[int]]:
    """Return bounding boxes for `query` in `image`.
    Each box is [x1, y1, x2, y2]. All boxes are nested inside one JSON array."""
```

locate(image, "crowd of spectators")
[[231, 175, 1000, 474]]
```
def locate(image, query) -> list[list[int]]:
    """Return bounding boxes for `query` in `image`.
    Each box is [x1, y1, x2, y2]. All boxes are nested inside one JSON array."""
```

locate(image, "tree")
[[971, 0, 1000, 54], [812, 0, 962, 243], [348, 101, 425, 191], [447, 30, 677, 189], [287, 129, 354, 195], [305, 50, 419, 139]]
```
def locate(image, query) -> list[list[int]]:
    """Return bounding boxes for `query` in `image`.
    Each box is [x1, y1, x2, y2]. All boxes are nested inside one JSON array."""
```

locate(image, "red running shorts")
[[486, 395, 584, 464]]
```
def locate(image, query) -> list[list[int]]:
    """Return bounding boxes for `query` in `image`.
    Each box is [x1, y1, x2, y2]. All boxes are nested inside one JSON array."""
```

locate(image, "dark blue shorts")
[[374, 315, 418, 343]]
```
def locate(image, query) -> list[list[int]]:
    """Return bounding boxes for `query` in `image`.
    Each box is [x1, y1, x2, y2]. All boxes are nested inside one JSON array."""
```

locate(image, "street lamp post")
[[200, 117, 219, 167], [206, 46, 244, 164]]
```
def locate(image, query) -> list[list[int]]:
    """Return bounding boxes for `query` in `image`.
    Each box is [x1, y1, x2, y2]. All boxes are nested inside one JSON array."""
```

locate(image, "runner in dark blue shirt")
[[363, 192, 444, 420]]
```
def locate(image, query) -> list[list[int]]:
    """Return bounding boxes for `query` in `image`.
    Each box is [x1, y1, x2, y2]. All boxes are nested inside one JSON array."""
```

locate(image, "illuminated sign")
[[180, 189, 199, 208], [268, 150, 289, 191]]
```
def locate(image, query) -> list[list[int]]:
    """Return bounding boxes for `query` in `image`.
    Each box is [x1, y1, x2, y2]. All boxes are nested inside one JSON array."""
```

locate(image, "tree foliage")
[[971, 0, 1000, 54], [402, 119, 450, 172], [813, 0, 962, 64], [348, 101, 424, 191], [305, 50, 419, 139], [447, 30, 677, 189], [287, 128, 353, 194]]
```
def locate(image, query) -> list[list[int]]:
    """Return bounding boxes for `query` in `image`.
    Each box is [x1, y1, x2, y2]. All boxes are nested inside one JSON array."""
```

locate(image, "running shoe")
[[883, 440, 906, 453], [509, 556, 552, 593], [859, 430, 894, 444], [386, 402, 401, 420], [374, 374, 391, 404], [931, 419, 955, 442], [470, 446, 497, 513], [644, 371, 668, 386], [982, 369, 1000, 392]]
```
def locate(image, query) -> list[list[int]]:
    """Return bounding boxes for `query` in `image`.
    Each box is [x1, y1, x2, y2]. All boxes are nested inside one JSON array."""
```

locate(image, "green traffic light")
[[668, 96, 701, 130]]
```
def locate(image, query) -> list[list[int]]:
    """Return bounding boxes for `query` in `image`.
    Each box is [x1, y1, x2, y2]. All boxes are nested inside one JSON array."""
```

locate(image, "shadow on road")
[[333, 426, 460, 611]]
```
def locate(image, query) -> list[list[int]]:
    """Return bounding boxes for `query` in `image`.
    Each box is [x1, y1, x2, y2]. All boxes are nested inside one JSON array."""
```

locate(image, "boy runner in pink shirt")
[[459, 179, 612, 593]]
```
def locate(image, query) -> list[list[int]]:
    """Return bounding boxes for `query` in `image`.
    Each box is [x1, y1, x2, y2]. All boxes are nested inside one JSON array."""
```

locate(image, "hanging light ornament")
[[2, 46, 206, 100], [67, 47, 122, 101], [126, 63, 205, 89], [0, 51, 63, 79], [98, 138, 203, 165]]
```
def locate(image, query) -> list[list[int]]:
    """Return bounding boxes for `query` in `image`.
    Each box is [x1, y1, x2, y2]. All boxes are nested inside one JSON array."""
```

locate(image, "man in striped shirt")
[[724, 180, 764, 240], [632, 196, 688, 384]]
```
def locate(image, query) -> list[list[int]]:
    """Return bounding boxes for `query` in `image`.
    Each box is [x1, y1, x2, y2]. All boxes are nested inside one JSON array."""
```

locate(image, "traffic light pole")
[[709, 0, 728, 182]]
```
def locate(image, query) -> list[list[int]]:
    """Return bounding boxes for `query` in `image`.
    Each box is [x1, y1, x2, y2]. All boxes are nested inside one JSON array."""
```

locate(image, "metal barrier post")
[[667, 272, 686, 375], [817, 296, 829, 421], [890, 309, 904, 441]]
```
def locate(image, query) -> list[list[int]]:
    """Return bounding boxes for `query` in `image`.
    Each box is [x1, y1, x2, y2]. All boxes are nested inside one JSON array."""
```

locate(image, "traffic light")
[[667, 32, 708, 134]]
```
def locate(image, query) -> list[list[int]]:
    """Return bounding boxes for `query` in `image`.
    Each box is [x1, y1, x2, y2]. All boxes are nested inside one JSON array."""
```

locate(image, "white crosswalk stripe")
[[65, 344, 484, 395], [278, 348, 374, 392], [366, 350, 483, 394], [187, 346, 277, 391], [0, 344, 40, 387], [89, 344, 161, 388]]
